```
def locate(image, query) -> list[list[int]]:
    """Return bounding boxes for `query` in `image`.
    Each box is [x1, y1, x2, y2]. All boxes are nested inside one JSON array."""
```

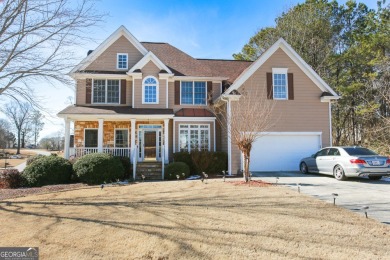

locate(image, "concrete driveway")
[[252, 172, 390, 225]]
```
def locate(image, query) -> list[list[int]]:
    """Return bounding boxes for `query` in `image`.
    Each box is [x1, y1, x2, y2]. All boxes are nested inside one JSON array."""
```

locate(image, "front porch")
[[61, 113, 173, 180], [64, 118, 171, 163]]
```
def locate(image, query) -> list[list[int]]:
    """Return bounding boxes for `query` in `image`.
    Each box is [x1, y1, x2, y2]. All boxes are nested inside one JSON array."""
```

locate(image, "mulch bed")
[[0, 183, 89, 200], [230, 180, 272, 187]]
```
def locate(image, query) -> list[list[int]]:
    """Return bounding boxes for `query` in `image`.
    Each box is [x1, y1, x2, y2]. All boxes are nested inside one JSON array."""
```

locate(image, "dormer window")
[[142, 76, 159, 104], [117, 53, 128, 69], [272, 68, 288, 100]]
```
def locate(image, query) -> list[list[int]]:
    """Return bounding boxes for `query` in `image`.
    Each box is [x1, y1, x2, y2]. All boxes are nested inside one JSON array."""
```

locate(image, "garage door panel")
[[249, 134, 321, 172]]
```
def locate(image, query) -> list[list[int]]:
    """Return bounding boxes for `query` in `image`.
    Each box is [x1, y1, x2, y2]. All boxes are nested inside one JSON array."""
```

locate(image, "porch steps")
[[135, 162, 163, 181]]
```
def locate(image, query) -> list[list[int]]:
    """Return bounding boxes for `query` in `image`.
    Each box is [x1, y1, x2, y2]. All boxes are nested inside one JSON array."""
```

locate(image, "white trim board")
[[173, 117, 216, 122], [58, 114, 174, 120]]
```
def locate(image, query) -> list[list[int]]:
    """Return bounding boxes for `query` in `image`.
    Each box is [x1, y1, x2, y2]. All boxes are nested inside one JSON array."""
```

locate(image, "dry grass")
[[0, 180, 389, 259], [0, 149, 36, 168]]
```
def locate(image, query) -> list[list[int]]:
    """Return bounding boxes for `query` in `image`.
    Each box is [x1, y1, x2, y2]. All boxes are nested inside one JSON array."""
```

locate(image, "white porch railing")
[[72, 147, 99, 158], [71, 147, 131, 158], [103, 147, 131, 157]]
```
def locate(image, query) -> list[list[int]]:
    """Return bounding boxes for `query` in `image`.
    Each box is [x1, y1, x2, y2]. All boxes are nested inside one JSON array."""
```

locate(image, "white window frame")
[[272, 68, 288, 100], [178, 124, 210, 152], [114, 128, 129, 148], [92, 79, 121, 104], [84, 128, 98, 148], [117, 53, 128, 69], [180, 81, 207, 105], [142, 76, 159, 104]]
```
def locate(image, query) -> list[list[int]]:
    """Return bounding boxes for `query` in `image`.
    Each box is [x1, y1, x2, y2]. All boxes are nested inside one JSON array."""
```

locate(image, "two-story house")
[[58, 26, 339, 179]]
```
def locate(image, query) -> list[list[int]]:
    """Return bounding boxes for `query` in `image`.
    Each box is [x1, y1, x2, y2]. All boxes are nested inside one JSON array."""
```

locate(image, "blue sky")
[[9, 0, 379, 138]]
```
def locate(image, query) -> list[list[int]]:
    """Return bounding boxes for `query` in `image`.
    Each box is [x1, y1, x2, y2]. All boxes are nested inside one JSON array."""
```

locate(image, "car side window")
[[329, 148, 340, 156], [316, 149, 329, 157]]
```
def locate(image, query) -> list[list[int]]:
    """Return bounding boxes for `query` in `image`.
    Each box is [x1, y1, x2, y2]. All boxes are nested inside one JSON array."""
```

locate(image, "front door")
[[138, 127, 161, 161], [144, 131, 157, 159]]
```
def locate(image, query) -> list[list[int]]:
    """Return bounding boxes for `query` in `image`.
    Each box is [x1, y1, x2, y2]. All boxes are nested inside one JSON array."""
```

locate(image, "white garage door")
[[249, 133, 322, 172]]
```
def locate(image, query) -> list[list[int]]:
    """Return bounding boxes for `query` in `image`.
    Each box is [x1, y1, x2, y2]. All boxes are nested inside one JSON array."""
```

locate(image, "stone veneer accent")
[[74, 120, 167, 147], [74, 121, 131, 147]]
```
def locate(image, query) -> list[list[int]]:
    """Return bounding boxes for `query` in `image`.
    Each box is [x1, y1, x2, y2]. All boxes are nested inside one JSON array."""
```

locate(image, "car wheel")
[[333, 165, 346, 181], [300, 162, 309, 174], [368, 176, 382, 180]]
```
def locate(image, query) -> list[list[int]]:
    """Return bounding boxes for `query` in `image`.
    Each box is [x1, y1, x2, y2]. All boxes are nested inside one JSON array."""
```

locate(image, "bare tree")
[[0, 0, 104, 105], [20, 120, 32, 148], [1, 102, 31, 154], [30, 110, 45, 146], [0, 118, 15, 148], [211, 85, 276, 182]]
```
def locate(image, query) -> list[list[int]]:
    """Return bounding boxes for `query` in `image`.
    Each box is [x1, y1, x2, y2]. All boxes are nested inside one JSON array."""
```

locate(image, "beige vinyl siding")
[[168, 81, 175, 108], [86, 36, 143, 71], [212, 82, 221, 100], [230, 48, 331, 175], [133, 61, 167, 108], [126, 80, 132, 106], [76, 79, 86, 105], [174, 121, 215, 153], [76, 79, 132, 106]]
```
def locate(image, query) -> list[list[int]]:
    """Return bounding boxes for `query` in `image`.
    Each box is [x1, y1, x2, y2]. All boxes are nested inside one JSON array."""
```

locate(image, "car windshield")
[[343, 147, 377, 156]]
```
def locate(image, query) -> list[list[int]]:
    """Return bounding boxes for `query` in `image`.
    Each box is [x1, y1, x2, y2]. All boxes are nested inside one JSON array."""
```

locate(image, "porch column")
[[64, 117, 70, 159], [164, 119, 169, 163], [130, 119, 136, 163], [98, 119, 104, 153]]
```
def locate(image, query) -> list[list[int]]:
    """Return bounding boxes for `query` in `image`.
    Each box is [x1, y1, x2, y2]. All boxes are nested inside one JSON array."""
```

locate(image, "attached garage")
[[249, 132, 322, 172]]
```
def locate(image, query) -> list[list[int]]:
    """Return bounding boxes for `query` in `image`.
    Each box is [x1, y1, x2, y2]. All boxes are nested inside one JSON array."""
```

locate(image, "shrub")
[[26, 154, 45, 166], [206, 151, 228, 174], [173, 152, 196, 174], [73, 153, 124, 185], [0, 169, 25, 189], [114, 156, 131, 179], [165, 162, 190, 180], [173, 151, 228, 175], [191, 150, 213, 173], [23, 155, 73, 187]]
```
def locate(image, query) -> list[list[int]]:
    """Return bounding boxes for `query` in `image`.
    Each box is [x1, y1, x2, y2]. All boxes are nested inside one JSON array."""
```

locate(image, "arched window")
[[142, 76, 159, 104]]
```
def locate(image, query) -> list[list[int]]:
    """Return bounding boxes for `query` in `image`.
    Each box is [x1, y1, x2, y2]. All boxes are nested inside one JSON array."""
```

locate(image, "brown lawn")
[[0, 180, 389, 259], [0, 149, 37, 168]]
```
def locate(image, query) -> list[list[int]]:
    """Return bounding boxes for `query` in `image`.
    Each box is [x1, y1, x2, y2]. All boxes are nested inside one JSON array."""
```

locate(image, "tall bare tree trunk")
[[243, 150, 251, 182], [17, 128, 21, 154]]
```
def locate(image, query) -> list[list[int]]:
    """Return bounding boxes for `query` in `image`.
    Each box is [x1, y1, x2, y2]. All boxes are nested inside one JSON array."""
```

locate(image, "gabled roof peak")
[[128, 51, 173, 74], [70, 26, 148, 74], [225, 37, 339, 98]]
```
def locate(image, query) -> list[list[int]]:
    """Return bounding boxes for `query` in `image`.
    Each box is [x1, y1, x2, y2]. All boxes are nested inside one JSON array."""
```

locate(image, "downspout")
[[220, 94, 232, 176], [329, 101, 333, 147]]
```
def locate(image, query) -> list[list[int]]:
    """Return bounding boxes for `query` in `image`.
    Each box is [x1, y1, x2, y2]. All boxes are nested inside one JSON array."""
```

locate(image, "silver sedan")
[[299, 146, 390, 181]]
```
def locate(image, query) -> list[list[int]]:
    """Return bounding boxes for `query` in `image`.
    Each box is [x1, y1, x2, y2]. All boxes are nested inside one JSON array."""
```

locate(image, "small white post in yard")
[[362, 206, 369, 218], [332, 193, 338, 205]]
